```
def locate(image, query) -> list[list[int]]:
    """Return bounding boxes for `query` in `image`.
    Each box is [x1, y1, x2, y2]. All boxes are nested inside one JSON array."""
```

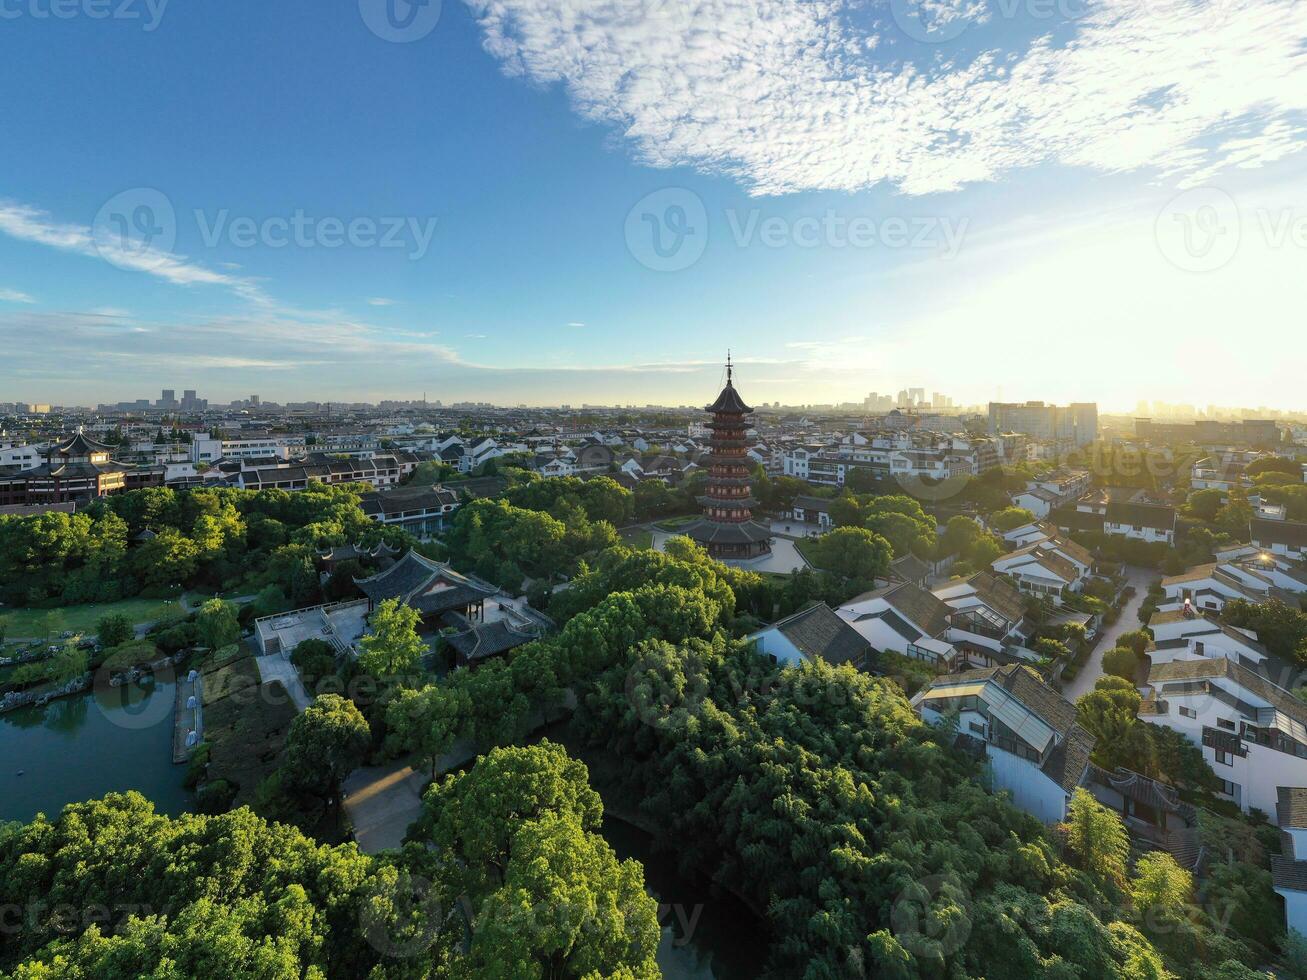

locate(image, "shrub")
[[1101, 646, 1140, 681]]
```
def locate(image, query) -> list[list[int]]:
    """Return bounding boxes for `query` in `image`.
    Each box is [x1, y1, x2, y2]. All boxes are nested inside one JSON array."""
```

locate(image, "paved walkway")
[[650, 528, 810, 574], [1061, 565, 1155, 701], [254, 651, 314, 711], [343, 738, 481, 853], [342, 760, 430, 853]]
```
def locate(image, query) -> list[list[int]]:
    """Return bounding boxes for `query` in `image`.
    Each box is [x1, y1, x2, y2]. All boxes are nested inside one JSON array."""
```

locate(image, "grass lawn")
[[655, 514, 700, 530], [794, 536, 824, 569], [0, 597, 186, 638], [621, 528, 654, 550]]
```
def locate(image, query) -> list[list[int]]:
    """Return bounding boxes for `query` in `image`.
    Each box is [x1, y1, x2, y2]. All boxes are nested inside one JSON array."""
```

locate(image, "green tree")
[[358, 598, 426, 677], [95, 613, 133, 648], [1131, 851, 1192, 918], [812, 526, 893, 582], [1102, 645, 1141, 681], [281, 693, 370, 801], [1063, 786, 1130, 890], [195, 598, 240, 652], [989, 506, 1036, 532]]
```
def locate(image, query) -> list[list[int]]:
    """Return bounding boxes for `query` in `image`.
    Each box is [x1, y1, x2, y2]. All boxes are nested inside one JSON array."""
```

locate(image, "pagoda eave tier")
[[684, 519, 774, 546], [696, 495, 759, 509]]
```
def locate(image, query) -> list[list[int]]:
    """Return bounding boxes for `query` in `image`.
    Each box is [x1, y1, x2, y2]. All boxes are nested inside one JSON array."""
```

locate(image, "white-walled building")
[[1140, 657, 1307, 816], [1273, 788, 1307, 939], [748, 603, 872, 669], [1251, 517, 1307, 561], [913, 664, 1096, 823]]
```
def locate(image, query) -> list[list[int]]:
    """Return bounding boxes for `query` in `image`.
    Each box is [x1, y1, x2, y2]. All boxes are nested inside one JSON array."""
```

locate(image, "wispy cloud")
[[368, 297, 397, 306], [567, 321, 586, 327], [466, 0, 1307, 195], [0, 287, 35, 304]]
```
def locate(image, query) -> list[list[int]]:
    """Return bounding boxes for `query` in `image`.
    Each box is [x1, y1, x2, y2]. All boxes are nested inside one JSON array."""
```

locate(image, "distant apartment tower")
[[1135, 418, 1280, 448], [988, 401, 1097, 447], [158, 388, 177, 409]]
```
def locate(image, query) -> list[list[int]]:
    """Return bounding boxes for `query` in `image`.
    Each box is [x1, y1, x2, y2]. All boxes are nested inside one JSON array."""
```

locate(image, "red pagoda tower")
[[686, 354, 773, 560]]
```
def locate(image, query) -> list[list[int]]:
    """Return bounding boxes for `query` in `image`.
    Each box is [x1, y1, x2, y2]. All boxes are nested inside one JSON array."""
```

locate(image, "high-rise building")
[[988, 401, 1098, 447], [158, 389, 177, 409]]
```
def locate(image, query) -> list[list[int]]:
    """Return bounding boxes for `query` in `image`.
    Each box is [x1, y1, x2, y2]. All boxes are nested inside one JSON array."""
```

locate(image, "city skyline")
[[1, 1, 1305, 409]]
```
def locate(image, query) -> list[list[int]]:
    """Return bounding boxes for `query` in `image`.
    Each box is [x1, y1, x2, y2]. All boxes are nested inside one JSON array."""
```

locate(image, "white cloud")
[[465, 0, 1307, 195], [567, 321, 586, 327], [0, 287, 35, 304], [368, 297, 397, 306], [0, 200, 270, 303]]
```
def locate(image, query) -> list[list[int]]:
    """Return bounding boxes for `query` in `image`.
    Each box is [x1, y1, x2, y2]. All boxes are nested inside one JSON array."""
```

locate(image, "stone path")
[[1061, 565, 1155, 701]]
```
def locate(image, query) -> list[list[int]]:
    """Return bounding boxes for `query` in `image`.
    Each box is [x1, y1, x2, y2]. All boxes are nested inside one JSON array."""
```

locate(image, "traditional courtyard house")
[[933, 572, 1032, 663], [912, 664, 1096, 823], [1104, 497, 1177, 544], [836, 582, 959, 668], [991, 544, 1087, 604], [1273, 788, 1307, 938], [748, 603, 872, 669], [1145, 608, 1271, 670], [787, 494, 833, 529], [1139, 657, 1307, 815], [1251, 516, 1307, 561], [1012, 486, 1061, 518], [1160, 561, 1300, 613], [359, 484, 461, 538]]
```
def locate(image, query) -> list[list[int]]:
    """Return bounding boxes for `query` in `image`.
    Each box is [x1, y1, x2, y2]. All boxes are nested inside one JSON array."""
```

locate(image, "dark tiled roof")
[[767, 603, 870, 667], [937, 664, 1079, 736], [965, 571, 1027, 625], [705, 381, 752, 415], [1105, 501, 1176, 531], [683, 519, 773, 545], [890, 553, 930, 584], [444, 620, 535, 662], [883, 582, 952, 637], [792, 494, 832, 514], [1049, 507, 1106, 533], [1041, 725, 1095, 793], [354, 550, 446, 602], [1252, 517, 1307, 549], [1148, 657, 1307, 727], [1271, 854, 1307, 893], [1278, 786, 1307, 830]]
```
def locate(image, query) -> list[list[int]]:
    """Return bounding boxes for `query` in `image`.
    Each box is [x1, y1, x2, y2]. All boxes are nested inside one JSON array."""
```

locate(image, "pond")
[[0, 675, 191, 824], [601, 816, 770, 980]]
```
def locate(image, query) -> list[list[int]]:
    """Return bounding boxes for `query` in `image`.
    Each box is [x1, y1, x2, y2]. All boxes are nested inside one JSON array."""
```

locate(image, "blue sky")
[[1, 0, 1305, 410]]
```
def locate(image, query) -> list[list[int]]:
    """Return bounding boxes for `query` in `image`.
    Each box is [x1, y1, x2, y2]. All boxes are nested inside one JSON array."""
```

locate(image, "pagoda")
[[685, 355, 773, 560]]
